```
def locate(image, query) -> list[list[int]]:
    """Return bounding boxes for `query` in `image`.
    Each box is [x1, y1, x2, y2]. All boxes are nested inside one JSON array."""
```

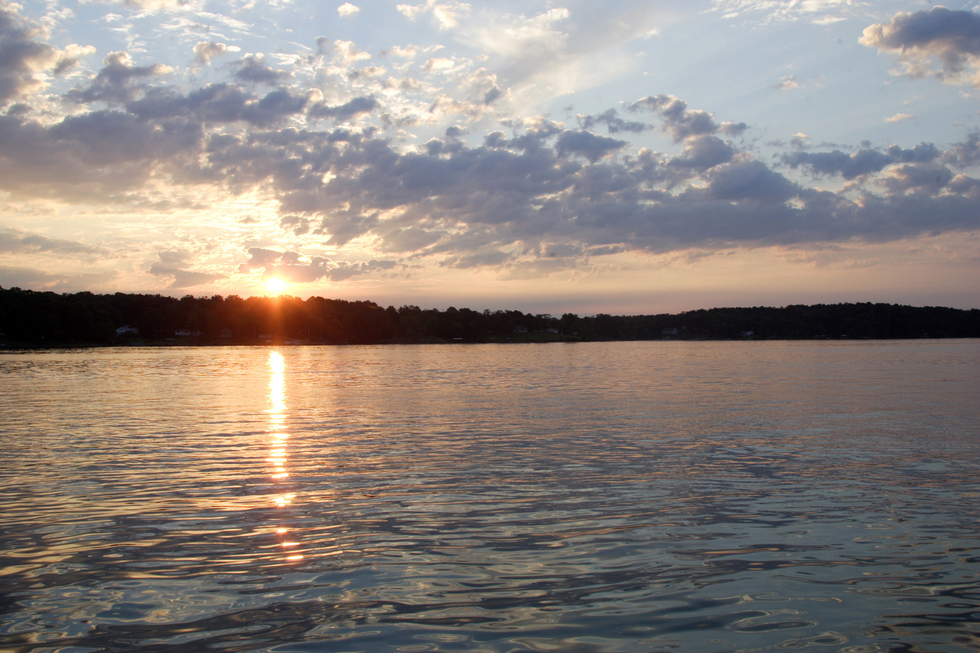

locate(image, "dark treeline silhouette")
[[1, 286, 978, 346]]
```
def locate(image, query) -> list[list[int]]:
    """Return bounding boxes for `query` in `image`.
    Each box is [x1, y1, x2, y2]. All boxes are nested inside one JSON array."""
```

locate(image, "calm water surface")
[[1, 341, 979, 652]]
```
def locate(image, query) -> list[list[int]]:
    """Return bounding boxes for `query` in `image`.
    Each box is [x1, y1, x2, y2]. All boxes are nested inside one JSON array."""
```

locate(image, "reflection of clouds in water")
[[268, 350, 302, 561]]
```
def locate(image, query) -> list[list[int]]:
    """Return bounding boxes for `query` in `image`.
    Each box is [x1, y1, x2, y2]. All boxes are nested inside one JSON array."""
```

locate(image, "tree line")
[[1, 286, 978, 347]]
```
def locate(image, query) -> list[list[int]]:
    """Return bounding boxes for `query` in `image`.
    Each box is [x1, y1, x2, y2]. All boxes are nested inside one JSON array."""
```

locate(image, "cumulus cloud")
[[0, 229, 103, 255], [149, 251, 226, 289], [54, 44, 98, 76], [0, 5, 95, 104], [556, 130, 628, 163], [397, 0, 470, 30], [1, 7, 979, 286], [234, 53, 292, 85], [774, 75, 799, 90], [338, 3, 359, 18], [629, 94, 747, 142], [237, 247, 395, 282], [67, 51, 172, 105], [880, 163, 953, 196], [307, 95, 378, 122], [667, 135, 737, 172], [781, 143, 940, 180], [280, 215, 311, 235], [861, 8, 980, 86], [945, 132, 980, 167], [128, 83, 311, 126], [331, 40, 372, 65], [578, 108, 649, 135], [193, 41, 241, 65]]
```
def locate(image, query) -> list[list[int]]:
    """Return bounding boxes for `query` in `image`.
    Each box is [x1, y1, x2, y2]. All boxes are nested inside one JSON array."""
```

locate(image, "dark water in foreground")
[[1, 341, 979, 653]]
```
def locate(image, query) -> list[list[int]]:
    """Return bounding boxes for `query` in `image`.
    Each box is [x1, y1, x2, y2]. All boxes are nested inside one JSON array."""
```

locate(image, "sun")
[[265, 277, 288, 294]]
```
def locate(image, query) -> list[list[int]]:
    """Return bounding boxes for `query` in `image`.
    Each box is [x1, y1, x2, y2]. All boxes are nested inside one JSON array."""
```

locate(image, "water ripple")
[[1, 342, 979, 652]]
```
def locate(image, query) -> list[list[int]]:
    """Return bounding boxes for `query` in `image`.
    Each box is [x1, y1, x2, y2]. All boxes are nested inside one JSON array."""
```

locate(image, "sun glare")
[[266, 277, 287, 294]]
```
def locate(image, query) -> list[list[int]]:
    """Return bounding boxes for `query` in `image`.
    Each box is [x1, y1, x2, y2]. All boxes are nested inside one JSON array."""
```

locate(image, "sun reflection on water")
[[267, 351, 303, 561]]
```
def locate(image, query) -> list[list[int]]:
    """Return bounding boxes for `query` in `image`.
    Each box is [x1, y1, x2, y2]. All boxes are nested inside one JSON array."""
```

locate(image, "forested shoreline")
[[1, 286, 978, 347]]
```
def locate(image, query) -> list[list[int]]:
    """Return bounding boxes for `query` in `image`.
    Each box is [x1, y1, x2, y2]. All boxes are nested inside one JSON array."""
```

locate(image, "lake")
[[1, 340, 979, 652]]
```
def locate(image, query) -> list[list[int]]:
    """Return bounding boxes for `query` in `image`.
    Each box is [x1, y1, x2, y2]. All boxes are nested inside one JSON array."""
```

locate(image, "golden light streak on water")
[[267, 351, 302, 562]]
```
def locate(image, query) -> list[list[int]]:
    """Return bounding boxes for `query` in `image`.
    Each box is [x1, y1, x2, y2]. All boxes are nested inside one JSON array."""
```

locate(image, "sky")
[[1, 0, 980, 314]]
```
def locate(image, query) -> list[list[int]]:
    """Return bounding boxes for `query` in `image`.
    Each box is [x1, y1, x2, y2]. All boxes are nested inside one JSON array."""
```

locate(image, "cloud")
[[338, 3, 359, 18], [54, 44, 98, 76], [331, 40, 372, 65], [127, 83, 311, 127], [945, 132, 980, 168], [667, 135, 737, 172], [463, 5, 657, 104], [236, 247, 395, 282], [67, 51, 173, 105], [2, 11, 979, 287], [280, 215, 311, 235], [781, 143, 940, 180], [706, 158, 797, 203], [578, 108, 649, 135], [234, 53, 293, 85], [885, 113, 913, 123], [0, 5, 96, 104], [556, 130, 628, 163], [148, 251, 228, 289], [119, 0, 194, 10], [0, 265, 116, 291], [0, 229, 103, 256], [861, 8, 980, 86], [629, 94, 747, 142], [397, 0, 470, 30], [710, 0, 860, 24], [774, 75, 799, 91], [880, 163, 953, 196], [193, 41, 241, 65], [307, 95, 378, 122], [0, 110, 202, 200]]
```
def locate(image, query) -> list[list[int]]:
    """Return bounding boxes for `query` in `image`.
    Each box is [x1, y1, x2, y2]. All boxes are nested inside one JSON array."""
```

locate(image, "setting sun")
[[265, 277, 287, 294]]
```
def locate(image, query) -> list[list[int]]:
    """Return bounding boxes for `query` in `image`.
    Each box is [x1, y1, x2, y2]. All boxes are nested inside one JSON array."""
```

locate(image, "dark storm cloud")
[[781, 143, 940, 180], [861, 7, 980, 83]]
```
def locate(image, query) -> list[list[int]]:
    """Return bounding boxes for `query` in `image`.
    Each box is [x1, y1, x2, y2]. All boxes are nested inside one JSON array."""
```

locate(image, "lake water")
[[1, 341, 979, 653]]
